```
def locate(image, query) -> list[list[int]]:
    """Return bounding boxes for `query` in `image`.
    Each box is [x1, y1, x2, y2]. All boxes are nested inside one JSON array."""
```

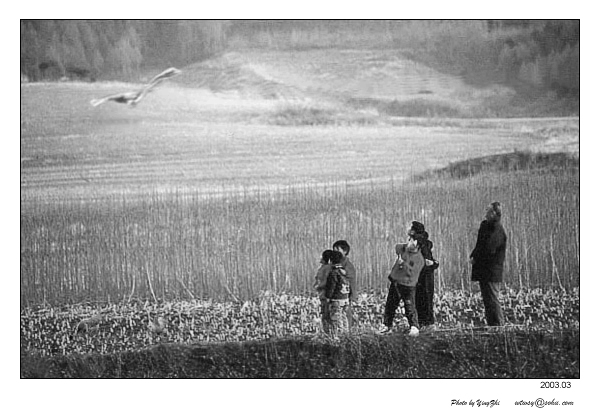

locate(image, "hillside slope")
[[177, 50, 469, 99], [173, 49, 570, 118]]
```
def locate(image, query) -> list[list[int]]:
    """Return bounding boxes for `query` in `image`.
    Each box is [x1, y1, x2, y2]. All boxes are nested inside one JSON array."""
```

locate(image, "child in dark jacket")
[[332, 240, 357, 328], [314, 249, 335, 333], [325, 250, 351, 336]]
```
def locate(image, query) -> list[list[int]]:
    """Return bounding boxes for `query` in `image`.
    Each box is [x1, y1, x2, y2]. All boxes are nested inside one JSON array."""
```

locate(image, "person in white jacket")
[[378, 235, 426, 337]]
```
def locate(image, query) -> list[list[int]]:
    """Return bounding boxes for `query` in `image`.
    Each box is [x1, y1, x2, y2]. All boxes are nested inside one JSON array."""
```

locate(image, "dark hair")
[[410, 221, 425, 235], [332, 240, 350, 255], [321, 249, 335, 264], [412, 233, 428, 250], [330, 250, 344, 265]]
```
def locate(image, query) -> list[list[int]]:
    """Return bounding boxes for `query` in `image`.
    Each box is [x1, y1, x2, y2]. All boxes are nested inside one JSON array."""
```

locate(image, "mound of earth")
[[176, 52, 306, 100], [416, 151, 579, 180], [175, 50, 511, 112]]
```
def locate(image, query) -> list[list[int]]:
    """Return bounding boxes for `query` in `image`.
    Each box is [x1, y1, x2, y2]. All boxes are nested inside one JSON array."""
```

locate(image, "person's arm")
[[395, 243, 407, 256], [347, 262, 357, 302], [430, 244, 439, 270], [314, 265, 330, 292], [422, 241, 439, 270], [470, 222, 486, 263], [324, 271, 335, 300], [416, 255, 426, 277], [488, 227, 507, 256], [426, 257, 439, 270]]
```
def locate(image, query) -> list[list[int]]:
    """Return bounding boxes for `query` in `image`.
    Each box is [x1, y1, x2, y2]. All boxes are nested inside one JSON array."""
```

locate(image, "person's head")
[[408, 233, 426, 252], [408, 221, 425, 238], [485, 202, 502, 222], [332, 240, 350, 256], [330, 250, 344, 265], [320, 249, 335, 265]]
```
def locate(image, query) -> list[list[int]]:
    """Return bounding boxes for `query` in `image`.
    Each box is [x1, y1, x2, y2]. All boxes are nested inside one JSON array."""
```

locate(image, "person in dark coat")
[[407, 221, 440, 329], [470, 202, 507, 326], [415, 229, 439, 329]]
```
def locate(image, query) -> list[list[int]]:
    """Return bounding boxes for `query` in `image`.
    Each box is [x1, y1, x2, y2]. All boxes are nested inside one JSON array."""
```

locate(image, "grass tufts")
[[268, 102, 377, 126], [21, 328, 579, 378]]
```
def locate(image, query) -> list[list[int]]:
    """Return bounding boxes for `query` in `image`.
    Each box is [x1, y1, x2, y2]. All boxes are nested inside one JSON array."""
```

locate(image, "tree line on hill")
[[20, 20, 578, 97], [491, 20, 579, 96], [20, 20, 228, 82]]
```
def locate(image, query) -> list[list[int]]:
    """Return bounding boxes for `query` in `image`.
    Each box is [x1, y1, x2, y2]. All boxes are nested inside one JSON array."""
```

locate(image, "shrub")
[[381, 98, 463, 118], [269, 103, 337, 125]]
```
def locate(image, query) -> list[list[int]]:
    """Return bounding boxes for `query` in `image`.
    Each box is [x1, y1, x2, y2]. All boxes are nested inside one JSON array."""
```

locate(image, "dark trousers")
[[383, 282, 419, 329], [320, 299, 332, 333], [479, 281, 504, 326], [347, 302, 354, 329], [416, 273, 435, 326]]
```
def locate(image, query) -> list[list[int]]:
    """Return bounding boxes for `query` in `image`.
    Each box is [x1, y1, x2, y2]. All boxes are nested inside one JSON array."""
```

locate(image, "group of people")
[[314, 240, 357, 335], [313, 201, 507, 337]]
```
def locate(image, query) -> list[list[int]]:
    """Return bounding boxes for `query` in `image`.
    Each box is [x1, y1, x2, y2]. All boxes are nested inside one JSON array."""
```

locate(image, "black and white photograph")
[[17, 9, 589, 418]]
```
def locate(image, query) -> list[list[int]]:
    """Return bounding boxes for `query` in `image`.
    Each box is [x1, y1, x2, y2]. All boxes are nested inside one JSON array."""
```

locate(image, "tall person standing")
[[470, 202, 507, 326]]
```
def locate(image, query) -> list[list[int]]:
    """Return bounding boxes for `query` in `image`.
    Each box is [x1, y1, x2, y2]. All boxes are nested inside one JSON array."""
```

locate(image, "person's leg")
[[329, 301, 342, 335], [340, 302, 349, 332], [424, 273, 435, 326], [346, 302, 353, 329], [479, 281, 492, 325], [480, 281, 504, 326], [396, 284, 419, 329], [415, 277, 427, 326], [320, 298, 330, 333], [486, 281, 504, 326], [383, 281, 400, 327]]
